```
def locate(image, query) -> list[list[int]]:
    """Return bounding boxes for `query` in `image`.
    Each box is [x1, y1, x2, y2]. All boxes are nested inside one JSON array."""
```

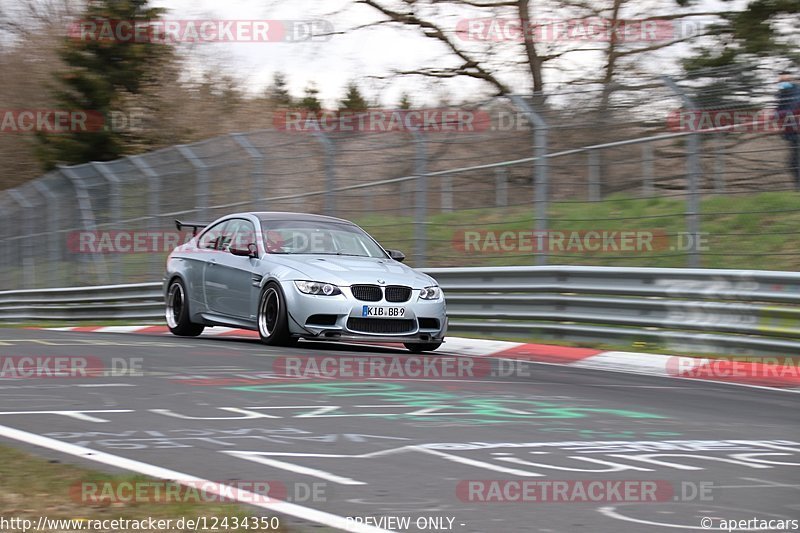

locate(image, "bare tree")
[[341, 0, 723, 98]]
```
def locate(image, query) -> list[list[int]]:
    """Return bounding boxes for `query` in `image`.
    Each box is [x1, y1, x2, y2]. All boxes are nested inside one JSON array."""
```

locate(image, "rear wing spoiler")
[[175, 219, 208, 236]]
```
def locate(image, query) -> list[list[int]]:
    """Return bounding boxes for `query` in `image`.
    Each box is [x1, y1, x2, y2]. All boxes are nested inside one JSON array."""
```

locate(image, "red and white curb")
[[38, 325, 800, 391]]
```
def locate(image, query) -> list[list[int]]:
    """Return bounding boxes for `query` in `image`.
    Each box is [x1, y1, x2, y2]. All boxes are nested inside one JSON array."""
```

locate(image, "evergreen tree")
[[266, 71, 293, 107], [298, 83, 322, 112], [681, 0, 799, 75], [678, 0, 799, 109], [398, 92, 413, 110], [37, 0, 173, 169], [338, 81, 368, 111]]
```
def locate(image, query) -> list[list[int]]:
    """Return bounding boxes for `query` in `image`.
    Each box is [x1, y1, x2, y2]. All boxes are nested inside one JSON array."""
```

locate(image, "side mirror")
[[386, 249, 405, 262], [230, 243, 258, 258]]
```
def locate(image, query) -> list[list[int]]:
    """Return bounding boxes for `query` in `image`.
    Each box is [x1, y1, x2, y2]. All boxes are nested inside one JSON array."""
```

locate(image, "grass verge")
[[0, 444, 291, 532]]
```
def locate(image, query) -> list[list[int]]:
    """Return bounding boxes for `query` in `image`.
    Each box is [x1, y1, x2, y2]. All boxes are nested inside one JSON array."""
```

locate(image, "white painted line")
[[438, 337, 521, 356], [35, 327, 800, 394], [598, 506, 710, 529], [0, 410, 133, 422], [75, 383, 137, 388], [413, 447, 543, 477], [598, 505, 782, 530], [96, 326, 152, 333], [0, 424, 394, 533], [223, 451, 367, 485], [572, 351, 674, 376], [202, 327, 243, 336], [485, 356, 800, 395]]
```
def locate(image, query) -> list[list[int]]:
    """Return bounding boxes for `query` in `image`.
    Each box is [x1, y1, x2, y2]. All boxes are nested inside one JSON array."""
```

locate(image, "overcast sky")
[[148, 0, 744, 107]]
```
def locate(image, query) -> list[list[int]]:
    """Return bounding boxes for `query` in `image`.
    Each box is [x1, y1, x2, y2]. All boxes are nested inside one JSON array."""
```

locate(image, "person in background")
[[777, 70, 800, 190]]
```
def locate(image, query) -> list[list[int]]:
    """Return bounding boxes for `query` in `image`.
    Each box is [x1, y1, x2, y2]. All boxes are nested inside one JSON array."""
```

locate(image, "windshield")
[[260, 220, 388, 258]]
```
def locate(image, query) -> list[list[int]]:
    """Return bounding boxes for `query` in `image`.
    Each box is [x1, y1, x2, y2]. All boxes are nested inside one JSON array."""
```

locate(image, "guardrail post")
[[176, 145, 210, 221], [495, 167, 508, 207], [92, 162, 123, 284], [410, 128, 428, 266], [663, 76, 701, 268], [8, 189, 36, 289], [642, 142, 654, 196], [509, 95, 549, 266], [60, 166, 110, 285], [312, 131, 336, 216], [588, 149, 600, 201], [130, 156, 164, 277], [33, 179, 64, 288], [231, 133, 267, 210], [440, 173, 453, 212]]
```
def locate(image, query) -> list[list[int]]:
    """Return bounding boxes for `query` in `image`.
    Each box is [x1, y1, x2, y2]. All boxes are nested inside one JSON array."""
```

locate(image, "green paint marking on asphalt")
[[228, 382, 667, 421]]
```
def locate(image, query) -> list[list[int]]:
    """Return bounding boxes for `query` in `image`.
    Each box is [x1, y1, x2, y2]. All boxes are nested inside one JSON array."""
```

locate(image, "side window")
[[226, 219, 257, 251], [198, 220, 230, 250]]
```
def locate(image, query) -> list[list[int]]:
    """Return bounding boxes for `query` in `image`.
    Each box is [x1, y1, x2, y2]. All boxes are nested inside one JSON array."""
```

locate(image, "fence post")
[[0, 193, 12, 289], [60, 166, 110, 285], [92, 162, 123, 284], [495, 167, 508, 207], [8, 189, 35, 289], [312, 131, 336, 216], [509, 95, 549, 266], [231, 133, 267, 210], [713, 134, 726, 194], [441, 174, 453, 212], [130, 156, 164, 279], [176, 145, 210, 221], [410, 128, 428, 266], [662, 76, 701, 268], [588, 149, 600, 201], [642, 142, 654, 196], [33, 179, 63, 288]]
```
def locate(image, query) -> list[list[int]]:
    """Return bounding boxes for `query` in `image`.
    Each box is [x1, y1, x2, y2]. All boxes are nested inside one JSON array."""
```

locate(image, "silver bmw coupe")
[[164, 212, 447, 352]]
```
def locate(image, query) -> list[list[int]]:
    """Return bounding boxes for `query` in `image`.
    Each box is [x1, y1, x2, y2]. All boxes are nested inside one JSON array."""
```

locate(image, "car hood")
[[262, 254, 436, 288]]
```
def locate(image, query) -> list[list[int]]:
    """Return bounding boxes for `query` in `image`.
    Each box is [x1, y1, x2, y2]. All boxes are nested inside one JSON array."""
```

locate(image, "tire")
[[404, 342, 442, 354], [165, 278, 205, 337], [257, 282, 296, 346]]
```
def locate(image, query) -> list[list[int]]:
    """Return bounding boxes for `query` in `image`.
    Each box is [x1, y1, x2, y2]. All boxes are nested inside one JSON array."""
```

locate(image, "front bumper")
[[280, 281, 448, 342]]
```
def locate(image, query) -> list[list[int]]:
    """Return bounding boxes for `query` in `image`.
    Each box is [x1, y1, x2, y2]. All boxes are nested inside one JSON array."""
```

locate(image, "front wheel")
[[165, 279, 205, 337], [405, 342, 442, 353], [257, 282, 296, 346]]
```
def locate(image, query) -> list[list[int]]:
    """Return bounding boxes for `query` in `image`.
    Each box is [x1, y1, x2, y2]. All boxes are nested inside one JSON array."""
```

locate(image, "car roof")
[[248, 212, 355, 225]]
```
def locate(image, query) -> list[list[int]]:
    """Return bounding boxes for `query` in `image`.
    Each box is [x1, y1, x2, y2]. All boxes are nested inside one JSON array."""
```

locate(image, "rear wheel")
[[166, 279, 204, 337], [405, 342, 442, 353], [257, 282, 296, 346]]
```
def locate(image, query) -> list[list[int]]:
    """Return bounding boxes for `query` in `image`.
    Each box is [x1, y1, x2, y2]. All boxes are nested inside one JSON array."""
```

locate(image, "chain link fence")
[[2, 67, 799, 290]]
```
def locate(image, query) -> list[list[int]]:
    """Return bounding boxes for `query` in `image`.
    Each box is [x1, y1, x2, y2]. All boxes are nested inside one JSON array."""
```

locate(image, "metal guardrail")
[[2, 266, 799, 355]]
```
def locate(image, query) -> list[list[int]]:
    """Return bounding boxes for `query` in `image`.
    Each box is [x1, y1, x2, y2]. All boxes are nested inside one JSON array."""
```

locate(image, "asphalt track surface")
[[0, 328, 798, 533]]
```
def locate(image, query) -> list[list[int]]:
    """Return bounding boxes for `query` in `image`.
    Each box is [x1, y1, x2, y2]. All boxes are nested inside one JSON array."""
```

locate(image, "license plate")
[[362, 306, 406, 318]]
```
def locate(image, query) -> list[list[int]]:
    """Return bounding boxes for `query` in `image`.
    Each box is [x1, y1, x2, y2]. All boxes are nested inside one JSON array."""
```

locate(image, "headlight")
[[295, 281, 342, 296], [419, 286, 441, 300]]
